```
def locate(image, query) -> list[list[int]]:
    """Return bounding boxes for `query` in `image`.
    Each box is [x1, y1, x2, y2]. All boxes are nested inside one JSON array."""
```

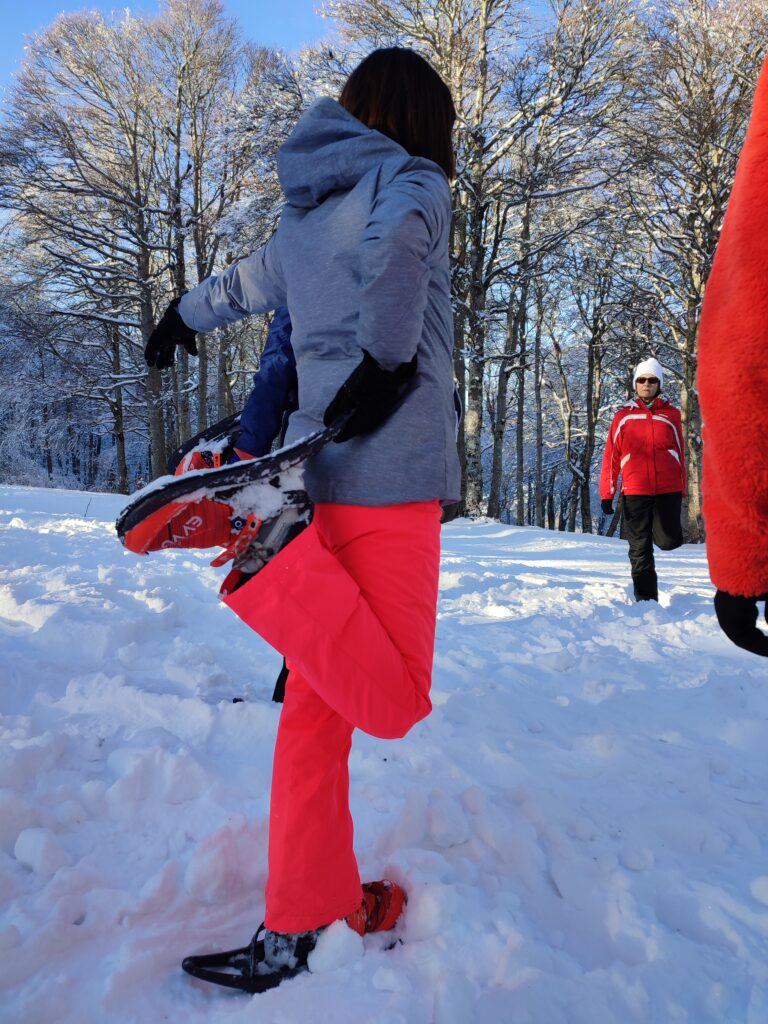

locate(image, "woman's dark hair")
[[339, 47, 456, 180]]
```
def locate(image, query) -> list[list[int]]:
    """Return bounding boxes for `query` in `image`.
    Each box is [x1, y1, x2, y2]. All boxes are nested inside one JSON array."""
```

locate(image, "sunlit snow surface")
[[1, 485, 767, 1024]]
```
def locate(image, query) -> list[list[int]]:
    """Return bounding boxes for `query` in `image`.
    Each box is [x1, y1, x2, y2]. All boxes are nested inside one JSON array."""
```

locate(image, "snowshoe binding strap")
[[174, 448, 224, 475], [209, 512, 264, 568], [181, 924, 313, 993], [216, 501, 312, 597]]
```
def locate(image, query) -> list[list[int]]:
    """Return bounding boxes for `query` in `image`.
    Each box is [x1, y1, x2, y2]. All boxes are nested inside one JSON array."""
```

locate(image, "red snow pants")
[[224, 500, 442, 933]]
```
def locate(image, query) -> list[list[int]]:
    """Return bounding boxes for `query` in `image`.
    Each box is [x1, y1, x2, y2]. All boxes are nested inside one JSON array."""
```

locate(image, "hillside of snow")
[[1, 484, 767, 1024]]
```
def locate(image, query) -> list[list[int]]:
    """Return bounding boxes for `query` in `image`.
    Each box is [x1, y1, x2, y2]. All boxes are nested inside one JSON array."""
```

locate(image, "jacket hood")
[[277, 98, 414, 209]]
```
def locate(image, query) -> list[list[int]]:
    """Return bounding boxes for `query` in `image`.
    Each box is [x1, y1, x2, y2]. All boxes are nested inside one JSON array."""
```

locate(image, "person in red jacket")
[[697, 58, 768, 657], [599, 358, 686, 601]]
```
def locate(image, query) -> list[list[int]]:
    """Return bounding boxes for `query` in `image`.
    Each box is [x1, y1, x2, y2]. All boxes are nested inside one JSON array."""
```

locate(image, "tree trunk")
[[486, 364, 509, 521], [546, 468, 557, 530], [38, 352, 54, 482], [464, 341, 485, 515], [579, 317, 603, 534], [514, 203, 532, 526], [171, 71, 192, 444], [110, 326, 129, 494], [567, 475, 579, 533], [680, 254, 704, 541], [197, 334, 208, 431], [216, 329, 234, 419], [558, 490, 568, 531], [450, 200, 467, 512], [488, 201, 530, 521], [462, 0, 490, 517], [533, 288, 545, 527], [681, 354, 703, 542], [515, 324, 528, 526]]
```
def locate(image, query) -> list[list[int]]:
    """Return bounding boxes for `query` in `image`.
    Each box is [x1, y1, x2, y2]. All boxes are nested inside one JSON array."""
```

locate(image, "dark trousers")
[[622, 492, 683, 599]]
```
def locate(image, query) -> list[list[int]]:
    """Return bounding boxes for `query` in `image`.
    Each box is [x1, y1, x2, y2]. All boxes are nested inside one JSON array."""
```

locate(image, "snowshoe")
[[167, 410, 242, 475], [181, 881, 406, 995], [116, 425, 339, 557], [181, 923, 316, 994]]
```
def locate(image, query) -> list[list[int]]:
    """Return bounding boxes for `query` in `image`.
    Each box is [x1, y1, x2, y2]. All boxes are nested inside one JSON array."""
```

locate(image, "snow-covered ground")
[[1, 484, 767, 1024]]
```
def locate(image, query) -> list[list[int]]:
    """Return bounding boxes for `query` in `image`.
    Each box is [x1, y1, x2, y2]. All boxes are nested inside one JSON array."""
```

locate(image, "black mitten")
[[713, 590, 768, 657], [145, 297, 199, 370], [601, 498, 614, 515], [323, 350, 417, 443]]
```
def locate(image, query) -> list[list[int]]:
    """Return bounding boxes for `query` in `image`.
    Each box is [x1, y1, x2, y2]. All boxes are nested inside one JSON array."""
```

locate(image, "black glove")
[[601, 498, 614, 515], [323, 350, 417, 443], [145, 297, 198, 370], [714, 589, 768, 657]]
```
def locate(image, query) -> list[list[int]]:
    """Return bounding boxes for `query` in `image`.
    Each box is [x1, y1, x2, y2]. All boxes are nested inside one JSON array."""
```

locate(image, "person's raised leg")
[[224, 501, 442, 739], [652, 492, 684, 551]]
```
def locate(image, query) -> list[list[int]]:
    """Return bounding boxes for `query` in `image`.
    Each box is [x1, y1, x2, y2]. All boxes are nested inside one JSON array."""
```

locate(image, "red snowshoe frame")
[[120, 495, 235, 555]]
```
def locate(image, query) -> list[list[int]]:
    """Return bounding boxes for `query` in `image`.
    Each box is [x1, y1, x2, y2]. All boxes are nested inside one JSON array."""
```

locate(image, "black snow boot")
[[632, 569, 658, 602]]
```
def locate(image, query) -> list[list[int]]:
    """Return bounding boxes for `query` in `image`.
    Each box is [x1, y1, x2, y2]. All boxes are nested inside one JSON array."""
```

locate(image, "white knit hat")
[[633, 357, 664, 387]]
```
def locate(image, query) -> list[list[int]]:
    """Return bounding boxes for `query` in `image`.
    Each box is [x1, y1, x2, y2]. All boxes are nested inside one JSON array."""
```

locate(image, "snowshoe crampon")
[[181, 924, 313, 994], [116, 425, 339, 556], [167, 410, 242, 475]]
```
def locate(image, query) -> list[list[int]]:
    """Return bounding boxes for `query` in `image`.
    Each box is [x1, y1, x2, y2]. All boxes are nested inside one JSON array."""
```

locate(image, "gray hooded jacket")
[[179, 98, 460, 506]]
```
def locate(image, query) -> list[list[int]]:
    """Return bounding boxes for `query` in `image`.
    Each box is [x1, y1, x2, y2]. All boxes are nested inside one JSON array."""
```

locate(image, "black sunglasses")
[[636, 377, 659, 384]]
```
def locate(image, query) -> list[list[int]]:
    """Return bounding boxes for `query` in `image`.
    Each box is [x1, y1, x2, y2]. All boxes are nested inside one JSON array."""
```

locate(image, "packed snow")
[[1, 484, 767, 1024]]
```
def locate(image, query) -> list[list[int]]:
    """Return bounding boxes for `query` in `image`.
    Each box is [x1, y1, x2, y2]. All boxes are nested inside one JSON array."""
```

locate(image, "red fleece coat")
[[600, 398, 686, 500], [698, 59, 768, 597]]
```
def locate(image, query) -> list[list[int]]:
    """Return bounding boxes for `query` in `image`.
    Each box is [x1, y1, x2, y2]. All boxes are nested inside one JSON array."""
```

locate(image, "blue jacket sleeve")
[[236, 307, 297, 458]]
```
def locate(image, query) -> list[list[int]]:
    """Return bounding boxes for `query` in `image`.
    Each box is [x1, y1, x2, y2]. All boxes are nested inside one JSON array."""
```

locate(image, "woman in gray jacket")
[[146, 47, 459, 990]]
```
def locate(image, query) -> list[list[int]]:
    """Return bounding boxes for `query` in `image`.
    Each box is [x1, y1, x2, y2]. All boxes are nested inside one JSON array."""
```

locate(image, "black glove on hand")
[[323, 349, 417, 443], [601, 498, 614, 515], [713, 589, 768, 657], [145, 297, 198, 370]]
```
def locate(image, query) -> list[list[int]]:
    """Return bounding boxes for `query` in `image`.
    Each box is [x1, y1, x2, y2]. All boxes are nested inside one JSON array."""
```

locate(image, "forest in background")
[[0, 0, 765, 539]]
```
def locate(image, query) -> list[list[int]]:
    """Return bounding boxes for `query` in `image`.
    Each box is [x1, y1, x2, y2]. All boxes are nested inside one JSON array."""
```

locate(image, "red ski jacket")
[[600, 398, 686, 500], [698, 58, 768, 597]]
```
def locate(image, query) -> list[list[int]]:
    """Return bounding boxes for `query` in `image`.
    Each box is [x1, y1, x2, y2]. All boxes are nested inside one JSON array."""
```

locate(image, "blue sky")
[[0, 1, 332, 98]]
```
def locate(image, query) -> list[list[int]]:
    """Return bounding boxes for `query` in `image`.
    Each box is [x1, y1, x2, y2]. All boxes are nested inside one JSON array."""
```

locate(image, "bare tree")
[[622, 0, 768, 539], [2, 0, 766, 521], [0, 2, 293, 485]]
